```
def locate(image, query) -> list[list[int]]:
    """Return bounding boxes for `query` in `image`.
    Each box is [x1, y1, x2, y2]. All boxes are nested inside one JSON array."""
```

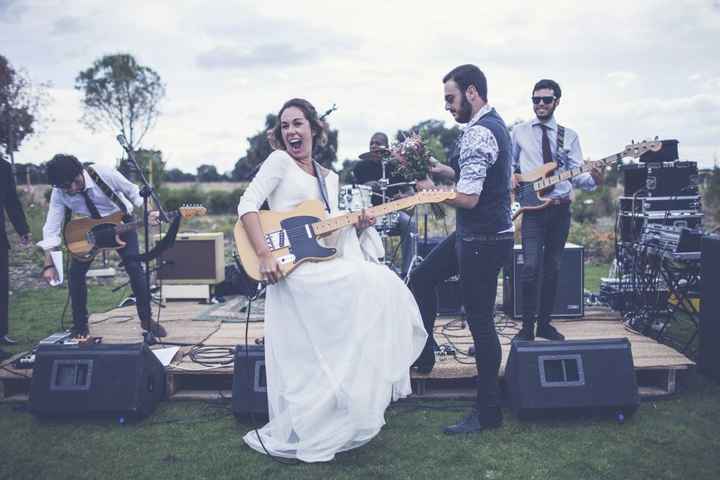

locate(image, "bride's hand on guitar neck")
[[258, 250, 283, 285], [356, 209, 376, 234]]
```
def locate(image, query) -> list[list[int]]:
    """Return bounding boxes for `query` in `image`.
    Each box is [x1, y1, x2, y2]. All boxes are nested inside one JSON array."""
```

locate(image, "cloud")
[[51, 16, 91, 35], [607, 72, 639, 88], [0, 0, 27, 23], [196, 43, 318, 70]]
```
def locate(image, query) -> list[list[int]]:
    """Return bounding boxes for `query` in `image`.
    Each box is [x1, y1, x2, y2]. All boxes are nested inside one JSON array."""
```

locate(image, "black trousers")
[[409, 231, 513, 409], [0, 247, 9, 337], [520, 203, 571, 325], [69, 230, 151, 330]]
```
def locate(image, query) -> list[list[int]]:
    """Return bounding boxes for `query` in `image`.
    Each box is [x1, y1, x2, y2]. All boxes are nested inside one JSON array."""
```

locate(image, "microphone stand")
[[116, 134, 170, 345]]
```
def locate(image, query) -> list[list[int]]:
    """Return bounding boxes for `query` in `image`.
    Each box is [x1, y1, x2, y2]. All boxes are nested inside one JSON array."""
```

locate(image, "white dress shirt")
[[511, 116, 596, 200], [37, 165, 143, 250]]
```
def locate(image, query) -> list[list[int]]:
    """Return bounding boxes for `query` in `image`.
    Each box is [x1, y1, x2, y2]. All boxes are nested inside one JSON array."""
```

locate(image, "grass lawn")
[[2, 271, 720, 480]]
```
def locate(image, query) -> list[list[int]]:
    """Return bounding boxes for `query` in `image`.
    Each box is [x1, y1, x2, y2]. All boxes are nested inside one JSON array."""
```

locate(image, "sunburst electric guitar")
[[64, 206, 207, 261], [234, 190, 456, 281], [512, 140, 662, 220]]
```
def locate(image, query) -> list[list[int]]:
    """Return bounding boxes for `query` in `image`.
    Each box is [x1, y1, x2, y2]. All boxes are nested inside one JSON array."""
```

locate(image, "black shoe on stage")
[[0, 335, 17, 346], [69, 325, 90, 340], [513, 324, 535, 342], [536, 324, 565, 341], [443, 407, 502, 435], [145, 322, 167, 338]]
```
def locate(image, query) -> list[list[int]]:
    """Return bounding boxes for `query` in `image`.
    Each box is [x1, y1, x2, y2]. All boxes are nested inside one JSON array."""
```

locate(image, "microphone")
[[116, 134, 129, 149]]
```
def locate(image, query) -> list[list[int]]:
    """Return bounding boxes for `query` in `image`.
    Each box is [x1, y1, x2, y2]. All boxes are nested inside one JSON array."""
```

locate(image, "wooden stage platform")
[[0, 298, 695, 402]]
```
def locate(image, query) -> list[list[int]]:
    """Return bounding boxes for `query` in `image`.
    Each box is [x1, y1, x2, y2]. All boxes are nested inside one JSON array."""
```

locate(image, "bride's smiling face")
[[280, 106, 314, 162]]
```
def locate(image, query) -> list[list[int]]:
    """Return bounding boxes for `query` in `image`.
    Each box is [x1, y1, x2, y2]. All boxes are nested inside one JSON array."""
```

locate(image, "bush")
[[568, 218, 615, 263], [157, 186, 245, 215]]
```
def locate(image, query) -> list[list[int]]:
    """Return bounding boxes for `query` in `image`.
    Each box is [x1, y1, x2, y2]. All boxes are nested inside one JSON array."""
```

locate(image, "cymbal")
[[358, 148, 391, 161]]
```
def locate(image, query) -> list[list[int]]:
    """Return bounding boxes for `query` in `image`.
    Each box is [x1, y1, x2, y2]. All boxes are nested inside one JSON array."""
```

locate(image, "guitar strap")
[[312, 161, 332, 214], [556, 125, 566, 167], [84, 165, 129, 217]]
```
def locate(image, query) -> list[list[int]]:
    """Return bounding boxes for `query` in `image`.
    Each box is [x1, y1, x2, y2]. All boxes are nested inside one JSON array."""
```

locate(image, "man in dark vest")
[[410, 64, 513, 434], [1, 158, 31, 360], [37, 154, 166, 340]]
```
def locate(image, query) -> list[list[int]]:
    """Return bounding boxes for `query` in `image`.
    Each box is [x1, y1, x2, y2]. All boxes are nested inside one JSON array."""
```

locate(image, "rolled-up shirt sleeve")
[[37, 189, 66, 250], [565, 135, 597, 192], [456, 125, 499, 196], [237, 151, 288, 218]]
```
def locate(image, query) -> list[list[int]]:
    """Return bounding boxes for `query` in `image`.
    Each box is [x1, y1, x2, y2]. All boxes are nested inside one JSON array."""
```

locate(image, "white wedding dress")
[[237, 150, 427, 462]]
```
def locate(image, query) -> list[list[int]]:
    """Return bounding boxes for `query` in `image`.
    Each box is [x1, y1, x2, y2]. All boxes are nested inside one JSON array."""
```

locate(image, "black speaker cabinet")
[[30, 343, 165, 418], [505, 338, 639, 419], [699, 234, 720, 382], [503, 243, 584, 319], [417, 236, 463, 315], [232, 345, 268, 416]]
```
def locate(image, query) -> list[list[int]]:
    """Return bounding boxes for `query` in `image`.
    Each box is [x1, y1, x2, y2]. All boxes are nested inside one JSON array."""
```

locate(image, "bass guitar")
[[64, 206, 207, 261], [234, 190, 456, 281], [512, 140, 661, 219]]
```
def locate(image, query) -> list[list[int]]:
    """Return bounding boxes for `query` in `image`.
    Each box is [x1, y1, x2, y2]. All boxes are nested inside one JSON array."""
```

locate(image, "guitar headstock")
[[623, 139, 662, 159], [411, 189, 457, 205], [178, 204, 207, 219]]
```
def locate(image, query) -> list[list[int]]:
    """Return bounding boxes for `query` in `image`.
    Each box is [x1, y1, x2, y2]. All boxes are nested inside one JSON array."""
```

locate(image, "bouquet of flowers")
[[389, 132, 433, 181]]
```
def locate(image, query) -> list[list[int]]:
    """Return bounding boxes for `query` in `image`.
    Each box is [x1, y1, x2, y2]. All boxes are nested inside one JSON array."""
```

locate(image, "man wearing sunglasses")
[[511, 79, 602, 342], [37, 154, 166, 340]]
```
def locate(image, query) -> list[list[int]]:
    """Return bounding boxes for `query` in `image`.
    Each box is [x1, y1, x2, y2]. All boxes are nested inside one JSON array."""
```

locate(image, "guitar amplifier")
[[156, 232, 225, 284], [618, 211, 703, 244], [503, 243, 584, 319], [622, 161, 699, 197], [619, 196, 701, 215]]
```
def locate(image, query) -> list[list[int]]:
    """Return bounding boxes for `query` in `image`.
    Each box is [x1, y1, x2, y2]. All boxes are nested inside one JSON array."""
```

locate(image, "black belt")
[[461, 232, 515, 242], [548, 197, 572, 206]]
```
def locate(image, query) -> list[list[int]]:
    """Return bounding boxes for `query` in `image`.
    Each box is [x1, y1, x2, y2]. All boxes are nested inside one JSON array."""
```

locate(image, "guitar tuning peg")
[[654, 136, 659, 140]]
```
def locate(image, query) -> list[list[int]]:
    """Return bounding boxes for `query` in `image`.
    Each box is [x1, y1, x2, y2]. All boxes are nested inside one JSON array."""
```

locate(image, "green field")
[[2, 274, 720, 479]]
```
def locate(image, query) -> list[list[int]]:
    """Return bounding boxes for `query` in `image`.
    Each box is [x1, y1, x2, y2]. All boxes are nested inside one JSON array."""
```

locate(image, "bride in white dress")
[[237, 98, 427, 463]]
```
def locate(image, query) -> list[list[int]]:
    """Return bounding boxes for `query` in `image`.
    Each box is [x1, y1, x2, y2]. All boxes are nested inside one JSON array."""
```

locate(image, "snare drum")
[[338, 185, 373, 212]]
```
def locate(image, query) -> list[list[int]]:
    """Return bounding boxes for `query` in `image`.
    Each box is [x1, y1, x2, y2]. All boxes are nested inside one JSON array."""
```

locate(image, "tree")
[[117, 149, 166, 189], [197, 164, 223, 182], [75, 54, 165, 149], [164, 168, 196, 182], [0, 55, 50, 170], [395, 119, 461, 164]]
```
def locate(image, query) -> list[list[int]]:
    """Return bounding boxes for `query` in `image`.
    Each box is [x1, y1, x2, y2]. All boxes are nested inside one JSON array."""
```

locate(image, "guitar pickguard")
[[515, 182, 545, 209], [279, 215, 336, 263]]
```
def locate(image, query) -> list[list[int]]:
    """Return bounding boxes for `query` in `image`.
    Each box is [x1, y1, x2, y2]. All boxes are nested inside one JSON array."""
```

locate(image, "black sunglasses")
[[532, 96, 556, 105]]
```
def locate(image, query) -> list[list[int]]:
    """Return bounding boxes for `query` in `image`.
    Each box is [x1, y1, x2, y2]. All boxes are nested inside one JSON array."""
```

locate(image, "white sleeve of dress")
[[237, 151, 288, 219]]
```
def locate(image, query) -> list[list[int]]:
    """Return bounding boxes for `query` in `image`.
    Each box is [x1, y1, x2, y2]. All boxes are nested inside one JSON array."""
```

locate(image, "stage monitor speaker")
[[29, 343, 165, 418], [232, 345, 268, 416], [503, 243, 584, 319], [699, 234, 720, 382], [156, 232, 225, 284], [416, 236, 462, 315], [505, 338, 639, 419]]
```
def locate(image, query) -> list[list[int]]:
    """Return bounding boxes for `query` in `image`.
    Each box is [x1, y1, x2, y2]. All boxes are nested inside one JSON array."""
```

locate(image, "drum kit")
[[340, 148, 423, 281]]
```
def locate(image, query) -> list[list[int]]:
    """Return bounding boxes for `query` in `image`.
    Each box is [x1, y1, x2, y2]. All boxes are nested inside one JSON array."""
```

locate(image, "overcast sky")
[[2, 0, 719, 174]]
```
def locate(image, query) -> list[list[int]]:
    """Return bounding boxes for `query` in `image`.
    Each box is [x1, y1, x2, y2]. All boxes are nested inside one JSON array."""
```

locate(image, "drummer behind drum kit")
[[341, 148, 423, 281]]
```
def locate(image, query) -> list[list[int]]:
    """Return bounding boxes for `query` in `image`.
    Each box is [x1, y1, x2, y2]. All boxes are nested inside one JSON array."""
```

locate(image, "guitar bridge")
[[265, 230, 289, 251]]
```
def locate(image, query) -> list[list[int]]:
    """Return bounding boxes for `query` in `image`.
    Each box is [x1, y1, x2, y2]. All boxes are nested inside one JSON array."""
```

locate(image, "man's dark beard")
[[535, 103, 556, 121], [456, 95, 473, 123]]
